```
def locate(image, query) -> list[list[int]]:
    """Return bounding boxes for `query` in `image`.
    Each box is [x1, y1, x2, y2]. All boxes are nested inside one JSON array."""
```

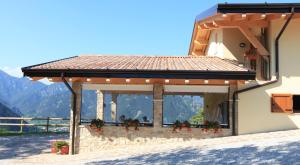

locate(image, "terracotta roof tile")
[[25, 55, 250, 72]]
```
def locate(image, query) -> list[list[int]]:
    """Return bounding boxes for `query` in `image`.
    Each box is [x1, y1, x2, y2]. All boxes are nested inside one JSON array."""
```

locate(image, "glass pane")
[[103, 93, 113, 122], [116, 94, 153, 123], [81, 90, 97, 121], [163, 95, 204, 125]]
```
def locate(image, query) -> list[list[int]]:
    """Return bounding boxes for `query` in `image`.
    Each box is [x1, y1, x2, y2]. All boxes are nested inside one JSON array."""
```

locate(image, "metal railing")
[[0, 117, 70, 133]]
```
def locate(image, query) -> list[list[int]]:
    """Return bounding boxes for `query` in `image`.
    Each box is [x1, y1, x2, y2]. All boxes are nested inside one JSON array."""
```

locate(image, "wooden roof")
[[22, 55, 255, 80]]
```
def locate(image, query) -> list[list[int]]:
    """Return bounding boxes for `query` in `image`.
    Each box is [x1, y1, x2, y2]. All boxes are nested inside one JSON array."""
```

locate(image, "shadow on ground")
[[0, 134, 68, 160], [86, 141, 300, 165]]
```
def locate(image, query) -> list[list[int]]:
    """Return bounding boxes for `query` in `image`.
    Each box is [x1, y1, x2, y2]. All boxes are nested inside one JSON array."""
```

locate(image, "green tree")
[[189, 108, 204, 125]]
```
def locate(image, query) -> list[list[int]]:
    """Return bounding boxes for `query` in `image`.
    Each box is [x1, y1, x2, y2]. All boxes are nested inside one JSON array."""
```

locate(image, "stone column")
[[69, 82, 82, 154], [153, 84, 163, 128], [228, 83, 238, 135], [96, 90, 104, 120], [111, 93, 118, 121]]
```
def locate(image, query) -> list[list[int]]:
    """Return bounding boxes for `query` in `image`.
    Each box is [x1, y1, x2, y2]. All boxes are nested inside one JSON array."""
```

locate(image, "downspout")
[[61, 73, 76, 155], [232, 7, 295, 136]]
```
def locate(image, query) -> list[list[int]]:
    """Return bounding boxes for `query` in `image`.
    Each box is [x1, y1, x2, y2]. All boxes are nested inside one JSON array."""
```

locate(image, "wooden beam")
[[30, 77, 44, 81], [214, 20, 269, 28], [194, 39, 208, 46], [238, 25, 269, 56]]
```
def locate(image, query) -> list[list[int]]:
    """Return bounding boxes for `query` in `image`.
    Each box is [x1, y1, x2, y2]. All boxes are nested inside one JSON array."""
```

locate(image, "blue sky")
[[0, 0, 295, 77]]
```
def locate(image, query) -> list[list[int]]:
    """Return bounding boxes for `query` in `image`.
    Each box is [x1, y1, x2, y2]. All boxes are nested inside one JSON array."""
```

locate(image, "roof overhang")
[[189, 3, 300, 56], [22, 68, 256, 80], [196, 3, 300, 21]]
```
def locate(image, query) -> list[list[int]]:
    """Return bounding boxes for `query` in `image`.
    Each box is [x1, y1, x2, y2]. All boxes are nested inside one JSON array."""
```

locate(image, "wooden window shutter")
[[271, 94, 293, 113]]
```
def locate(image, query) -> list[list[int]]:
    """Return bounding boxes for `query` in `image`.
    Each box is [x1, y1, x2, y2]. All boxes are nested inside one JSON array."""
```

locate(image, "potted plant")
[[202, 120, 221, 133], [172, 120, 182, 132], [119, 115, 140, 131], [172, 120, 192, 132], [90, 119, 104, 133], [53, 141, 69, 155], [182, 120, 192, 132], [50, 141, 57, 153], [60, 145, 69, 155]]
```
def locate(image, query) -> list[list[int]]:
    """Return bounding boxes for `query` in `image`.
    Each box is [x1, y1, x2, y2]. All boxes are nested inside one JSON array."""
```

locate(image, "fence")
[[0, 117, 70, 133]]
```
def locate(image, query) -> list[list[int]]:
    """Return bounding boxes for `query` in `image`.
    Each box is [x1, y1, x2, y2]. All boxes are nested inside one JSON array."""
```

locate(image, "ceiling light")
[[204, 80, 209, 84], [69, 78, 72, 82], [242, 14, 247, 18], [224, 80, 229, 84], [184, 80, 190, 84], [145, 79, 150, 83], [165, 79, 170, 83], [281, 14, 287, 18], [86, 78, 91, 82], [125, 79, 130, 83], [222, 14, 227, 17], [261, 14, 266, 18], [106, 78, 111, 82]]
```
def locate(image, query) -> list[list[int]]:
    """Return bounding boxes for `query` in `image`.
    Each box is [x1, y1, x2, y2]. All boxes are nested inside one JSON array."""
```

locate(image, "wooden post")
[[46, 117, 50, 133], [19, 118, 23, 133]]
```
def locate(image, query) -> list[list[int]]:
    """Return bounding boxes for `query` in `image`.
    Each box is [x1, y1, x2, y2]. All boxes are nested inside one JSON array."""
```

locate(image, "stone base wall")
[[78, 125, 231, 152]]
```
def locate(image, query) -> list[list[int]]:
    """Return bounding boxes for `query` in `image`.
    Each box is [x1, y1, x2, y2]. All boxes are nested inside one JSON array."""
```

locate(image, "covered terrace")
[[22, 55, 255, 154]]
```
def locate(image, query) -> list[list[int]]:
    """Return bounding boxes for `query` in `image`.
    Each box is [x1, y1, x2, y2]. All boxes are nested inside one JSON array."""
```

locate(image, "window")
[[271, 94, 292, 113], [104, 92, 153, 126], [260, 56, 270, 80], [293, 95, 300, 113], [271, 94, 300, 113], [163, 95, 204, 125], [162, 94, 229, 127], [81, 90, 97, 123]]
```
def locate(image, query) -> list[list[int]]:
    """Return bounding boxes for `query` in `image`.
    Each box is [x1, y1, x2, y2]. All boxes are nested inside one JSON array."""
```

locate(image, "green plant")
[[202, 121, 221, 133], [189, 109, 204, 125], [54, 141, 69, 150], [119, 115, 140, 131], [172, 120, 192, 132], [90, 119, 104, 129]]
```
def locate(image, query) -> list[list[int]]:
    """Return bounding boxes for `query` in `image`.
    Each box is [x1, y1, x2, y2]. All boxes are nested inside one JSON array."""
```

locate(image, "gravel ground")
[[1, 130, 300, 165]]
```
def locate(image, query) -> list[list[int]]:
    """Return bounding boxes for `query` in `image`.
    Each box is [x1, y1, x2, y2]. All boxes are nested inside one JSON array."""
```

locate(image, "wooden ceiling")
[[189, 13, 300, 56]]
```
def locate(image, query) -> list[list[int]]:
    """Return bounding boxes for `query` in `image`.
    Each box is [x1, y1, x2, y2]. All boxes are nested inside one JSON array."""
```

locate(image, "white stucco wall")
[[205, 28, 250, 64], [206, 29, 224, 58], [223, 28, 250, 62], [238, 18, 300, 134]]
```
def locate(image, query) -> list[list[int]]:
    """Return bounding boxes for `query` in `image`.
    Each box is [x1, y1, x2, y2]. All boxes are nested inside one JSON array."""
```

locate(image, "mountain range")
[[0, 70, 72, 118], [0, 69, 204, 124]]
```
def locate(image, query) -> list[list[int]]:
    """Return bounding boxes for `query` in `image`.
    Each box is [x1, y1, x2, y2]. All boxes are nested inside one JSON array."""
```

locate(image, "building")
[[22, 3, 300, 154]]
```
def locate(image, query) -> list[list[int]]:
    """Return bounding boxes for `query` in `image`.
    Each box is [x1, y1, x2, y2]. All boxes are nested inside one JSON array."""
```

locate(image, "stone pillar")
[[69, 82, 82, 154], [153, 84, 163, 128], [111, 93, 118, 121], [228, 83, 238, 135], [96, 90, 104, 120]]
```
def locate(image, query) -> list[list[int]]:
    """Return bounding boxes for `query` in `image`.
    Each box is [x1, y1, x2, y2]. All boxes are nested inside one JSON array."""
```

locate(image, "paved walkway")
[[1, 130, 300, 164]]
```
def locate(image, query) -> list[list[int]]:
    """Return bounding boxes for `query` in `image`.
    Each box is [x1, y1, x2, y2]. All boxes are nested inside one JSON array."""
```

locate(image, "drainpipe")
[[232, 7, 295, 136], [61, 73, 76, 155]]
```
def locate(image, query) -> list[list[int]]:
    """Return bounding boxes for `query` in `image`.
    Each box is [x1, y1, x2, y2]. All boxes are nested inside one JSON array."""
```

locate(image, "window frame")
[[162, 92, 229, 128], [271, 94, 293, 113], [102, 90, 154, 127]]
